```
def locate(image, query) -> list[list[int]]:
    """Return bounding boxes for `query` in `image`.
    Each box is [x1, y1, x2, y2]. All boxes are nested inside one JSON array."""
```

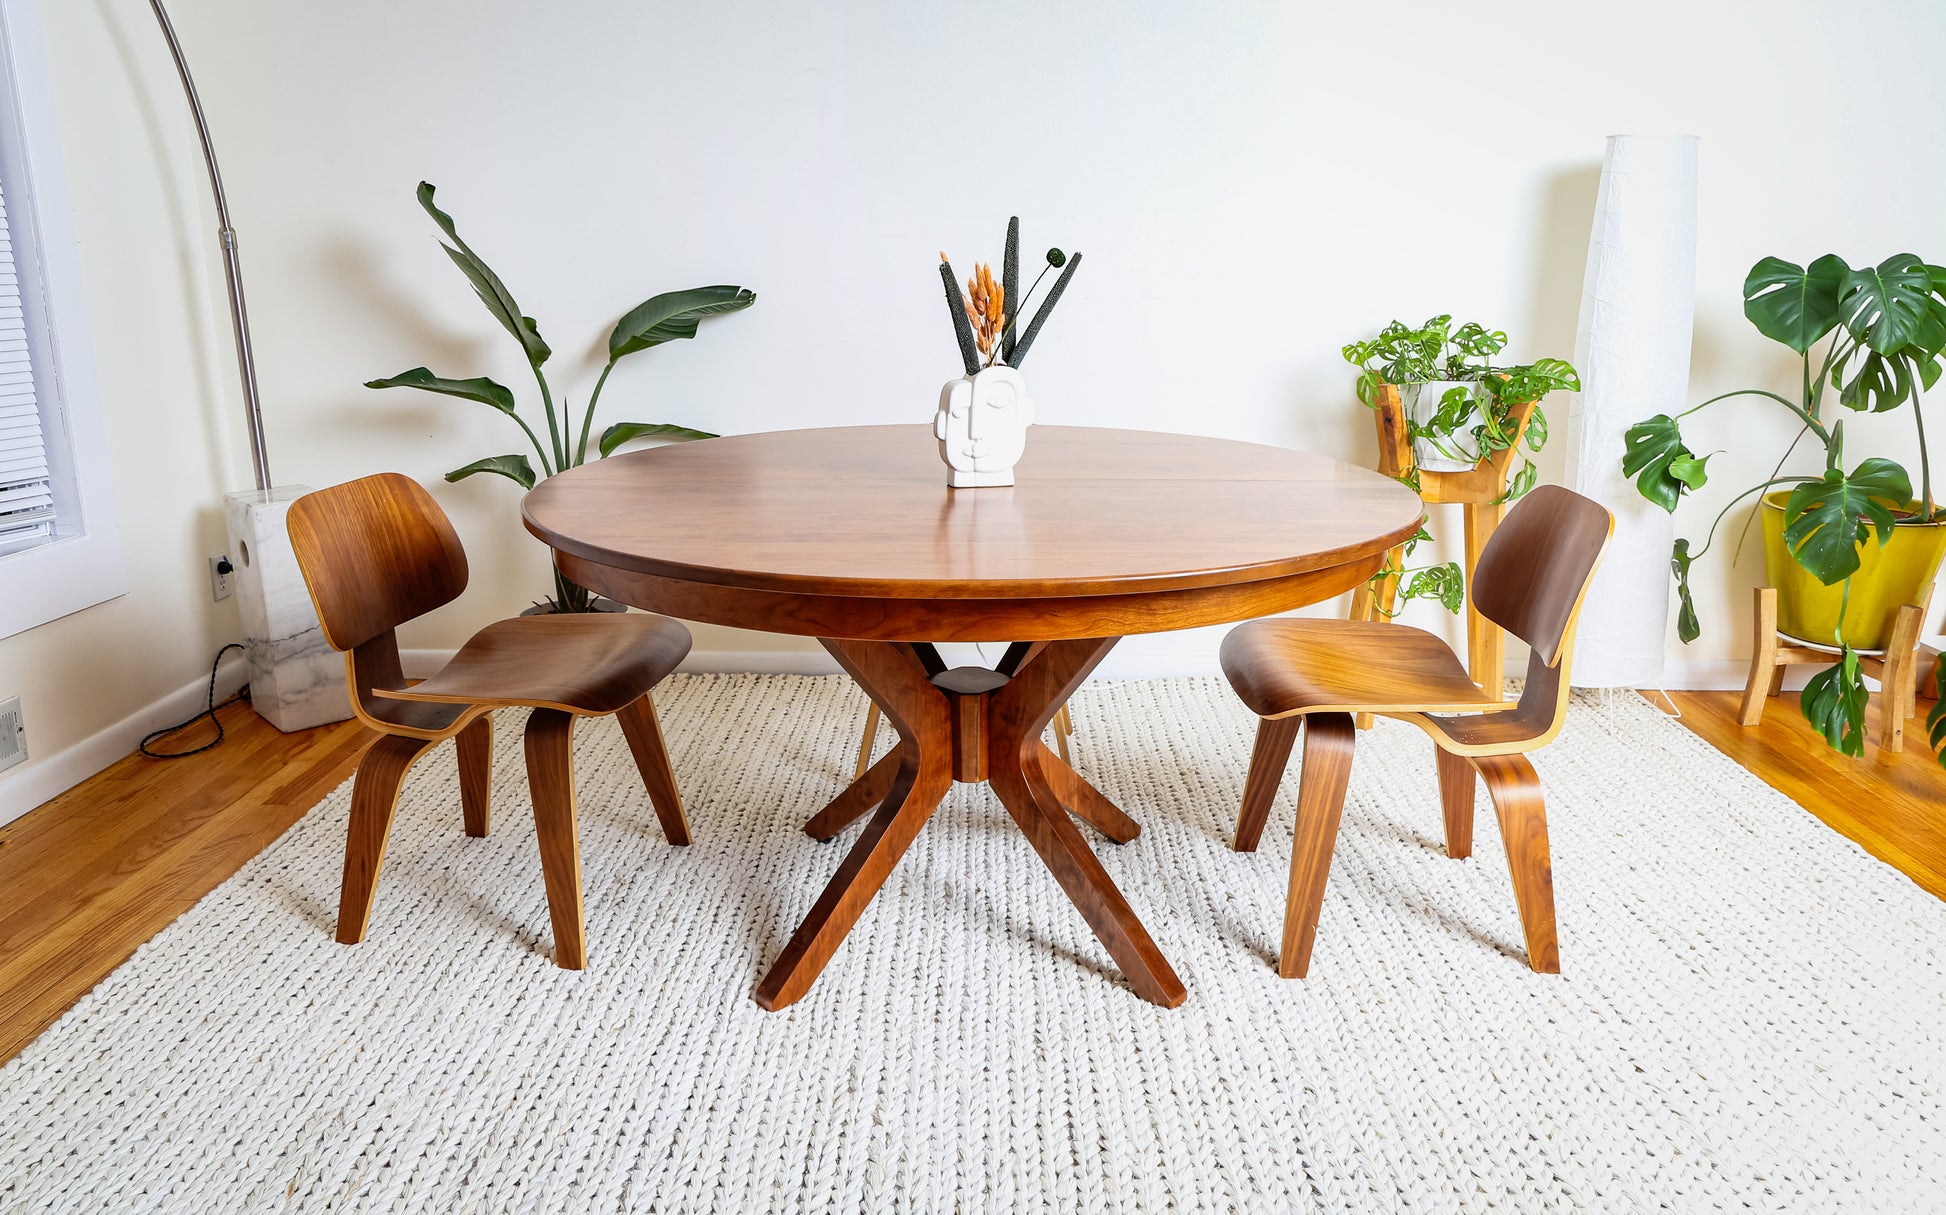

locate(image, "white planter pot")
[[936, 365, 1035, 488], [1398, 380, 1482, 472]]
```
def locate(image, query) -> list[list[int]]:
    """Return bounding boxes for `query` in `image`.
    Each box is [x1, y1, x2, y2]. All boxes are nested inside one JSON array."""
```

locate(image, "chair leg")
[[525, 708, 587, 970], [1474, 752, 1559, 974], [1278, 713, 1356, 978], [1053, 702, 1073, 765], [1435, 746, 1475, 860], [616, 693, 690, 846], [1740, 587, 1780, 726], [855, 703, 882, 779], [1234, 715, 1301, 853], [336, 733, 438, 945], [456, 715, 493, 838]]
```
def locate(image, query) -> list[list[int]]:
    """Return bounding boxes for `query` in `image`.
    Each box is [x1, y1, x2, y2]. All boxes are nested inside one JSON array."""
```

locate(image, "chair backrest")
[[287, 473, 468, 652], [1430, 485, 1612, 753], [1471, 484, 1614, 668]]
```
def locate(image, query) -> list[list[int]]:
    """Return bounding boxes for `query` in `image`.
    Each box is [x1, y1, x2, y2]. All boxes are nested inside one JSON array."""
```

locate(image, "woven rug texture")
[[1, 674, 1941, 1213]]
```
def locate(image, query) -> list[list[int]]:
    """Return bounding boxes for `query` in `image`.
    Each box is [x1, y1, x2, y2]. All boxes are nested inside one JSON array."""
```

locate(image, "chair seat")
[[376, 612, 692, 716], [1220, 617, 1504, 719]]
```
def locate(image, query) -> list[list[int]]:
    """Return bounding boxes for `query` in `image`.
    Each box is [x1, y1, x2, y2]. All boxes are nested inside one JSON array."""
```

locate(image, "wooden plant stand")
[[1741, 585, 1938, 752], [1346, 382, 1536, 719]]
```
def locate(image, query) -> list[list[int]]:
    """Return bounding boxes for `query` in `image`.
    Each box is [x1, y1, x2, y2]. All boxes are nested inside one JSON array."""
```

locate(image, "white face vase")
[[935, 365, 1035, 488]]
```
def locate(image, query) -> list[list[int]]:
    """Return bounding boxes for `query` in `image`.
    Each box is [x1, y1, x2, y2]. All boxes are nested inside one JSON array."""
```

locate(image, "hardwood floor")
[[0, 701, 369, 1064], [1664, 690, 1946, 901], [0, 689, 1940, 1065]]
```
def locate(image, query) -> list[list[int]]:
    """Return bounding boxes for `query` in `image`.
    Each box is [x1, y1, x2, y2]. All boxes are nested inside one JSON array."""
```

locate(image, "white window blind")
[[0, 172, 49, 557]]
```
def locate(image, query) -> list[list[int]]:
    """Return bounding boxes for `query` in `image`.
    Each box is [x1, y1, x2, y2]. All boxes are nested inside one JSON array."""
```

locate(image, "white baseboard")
[[0, 654, 252, 829]]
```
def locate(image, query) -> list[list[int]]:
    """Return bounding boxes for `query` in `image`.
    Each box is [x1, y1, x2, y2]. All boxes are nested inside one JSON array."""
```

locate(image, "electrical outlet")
[[0, 696, 24, 775], [209, 554, 234, 602]]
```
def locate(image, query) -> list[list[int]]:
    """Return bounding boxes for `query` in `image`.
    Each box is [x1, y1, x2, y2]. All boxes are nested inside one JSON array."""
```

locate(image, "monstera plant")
[[1620, 253, 1946, 762], [368, 182, 754, 612]]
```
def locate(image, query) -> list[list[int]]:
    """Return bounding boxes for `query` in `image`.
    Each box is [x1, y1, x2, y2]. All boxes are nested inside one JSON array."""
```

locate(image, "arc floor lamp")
[[150, 0, 349, 731]]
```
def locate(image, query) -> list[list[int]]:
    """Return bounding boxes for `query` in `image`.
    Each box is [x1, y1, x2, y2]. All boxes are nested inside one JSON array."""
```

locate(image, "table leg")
[[988, 638, 1187, 1008], [1035, 743, 1140, 843], [756, 641, 953, 1010]]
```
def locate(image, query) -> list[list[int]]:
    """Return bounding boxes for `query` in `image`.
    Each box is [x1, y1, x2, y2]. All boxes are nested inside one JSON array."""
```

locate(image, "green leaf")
[[1835, 348, 1914, 413], [1743, 254, 1848, 354], [1800, 648, 1868, 758], [1837, 253, 1935, 355], [598, 421, 718, 458], [1400, 562, 1465, 614], [1669, 452, 1711, 490], [445, 454, 536, 489], [1670, 539, 1700, 643], [1781, 457, 1913, 585], [1495, 461, 1538, 505], [1523, 405, 1548, 452], [608, 286, 755, 361], [364, 367, 518, 415], [1621, 414, 1699, 512], [416, 182, 551, 368]]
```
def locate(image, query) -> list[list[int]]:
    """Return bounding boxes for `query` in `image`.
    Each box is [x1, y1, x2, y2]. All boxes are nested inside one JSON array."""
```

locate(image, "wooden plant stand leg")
[[616, 693, 690, 845], [854, 703, 882, 779], [1435, 746, 1475, 860], [1474, 752, 1558, 974], [1464, 501, 1505, 701], [987, 638, 1186, 1008], [1278, 713, 1356, 979], [525, 708, 588, 970], [1349, 548, 1406, 730], [1233, 715, 1301, 853], [337, 733, 438, 945], [758, 642, 954, 1011], [1740, 587, 1783, 727], [1875, 603, 1925, 754], [455, 715, 493, 838]]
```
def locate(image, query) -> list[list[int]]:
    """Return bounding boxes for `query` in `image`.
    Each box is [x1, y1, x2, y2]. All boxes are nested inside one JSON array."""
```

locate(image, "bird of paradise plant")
[[366, 182, 754, 612]]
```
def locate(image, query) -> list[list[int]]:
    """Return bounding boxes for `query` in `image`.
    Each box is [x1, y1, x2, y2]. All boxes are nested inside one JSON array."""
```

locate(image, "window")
[[0, 0, 124, 637], [0, 170, 52, 556]]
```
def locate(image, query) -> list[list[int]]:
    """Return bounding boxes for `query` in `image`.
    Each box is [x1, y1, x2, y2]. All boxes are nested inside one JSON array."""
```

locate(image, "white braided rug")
[[3, 676, 1942, 1213]]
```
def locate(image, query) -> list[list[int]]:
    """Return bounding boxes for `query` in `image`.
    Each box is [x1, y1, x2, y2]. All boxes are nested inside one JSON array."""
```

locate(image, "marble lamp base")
[[224, 487, 352, 733]]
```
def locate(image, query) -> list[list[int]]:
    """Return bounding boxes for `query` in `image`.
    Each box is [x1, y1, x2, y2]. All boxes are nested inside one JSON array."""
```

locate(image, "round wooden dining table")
[[523, 424, 1424, 1010]]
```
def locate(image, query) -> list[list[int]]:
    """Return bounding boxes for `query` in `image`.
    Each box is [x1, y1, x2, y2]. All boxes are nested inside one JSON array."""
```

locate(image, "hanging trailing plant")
[[1342, 316, 1578, 618]]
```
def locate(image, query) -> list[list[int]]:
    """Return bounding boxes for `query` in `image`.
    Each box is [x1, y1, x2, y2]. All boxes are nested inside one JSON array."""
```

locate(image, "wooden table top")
[[522, 424, 1425, 600]]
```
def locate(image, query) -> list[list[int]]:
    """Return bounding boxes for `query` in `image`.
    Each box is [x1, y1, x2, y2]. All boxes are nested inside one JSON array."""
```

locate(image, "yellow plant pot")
[[1759, 491, 1946, 650]]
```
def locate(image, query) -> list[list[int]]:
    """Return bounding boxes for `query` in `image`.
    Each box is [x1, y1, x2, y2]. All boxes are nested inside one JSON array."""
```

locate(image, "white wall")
[[5, 0, 1944, 810], [0, 0, 248, 821]]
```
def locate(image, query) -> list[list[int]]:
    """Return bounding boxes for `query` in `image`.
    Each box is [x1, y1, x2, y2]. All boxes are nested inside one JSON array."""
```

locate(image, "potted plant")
[[932, 217, 1082, 487], [367, 183, 754, 613], [1342, 317, 1579, 614], [1620, 253, 1946, 762]]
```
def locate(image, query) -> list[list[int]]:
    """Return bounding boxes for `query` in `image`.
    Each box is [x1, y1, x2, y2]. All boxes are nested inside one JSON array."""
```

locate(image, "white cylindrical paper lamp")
[[1564, 134, 1699, 688]]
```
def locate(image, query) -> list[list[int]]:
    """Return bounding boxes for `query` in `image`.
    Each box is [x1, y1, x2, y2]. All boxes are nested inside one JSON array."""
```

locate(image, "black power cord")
[[140, 642, 251, 759]]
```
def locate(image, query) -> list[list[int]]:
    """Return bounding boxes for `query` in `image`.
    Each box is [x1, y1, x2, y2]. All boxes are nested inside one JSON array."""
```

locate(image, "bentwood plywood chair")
[[1220, 485, 1612, 978], [289, 473, 693, 969]]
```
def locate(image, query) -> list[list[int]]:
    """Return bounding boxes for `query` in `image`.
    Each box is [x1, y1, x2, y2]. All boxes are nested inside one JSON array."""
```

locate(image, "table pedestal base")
[[753, 638, 1187, 1011]]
